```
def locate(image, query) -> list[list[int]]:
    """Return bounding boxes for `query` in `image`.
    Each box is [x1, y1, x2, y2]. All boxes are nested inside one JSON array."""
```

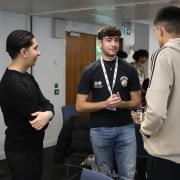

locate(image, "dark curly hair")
[[132, 49, 148, 62], [97, 25, 121, 40], [117, 50, 128, 59]]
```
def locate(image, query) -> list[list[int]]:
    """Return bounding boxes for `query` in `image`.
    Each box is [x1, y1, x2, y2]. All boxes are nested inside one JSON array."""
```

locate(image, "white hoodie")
[[141, 38, 180, 163]]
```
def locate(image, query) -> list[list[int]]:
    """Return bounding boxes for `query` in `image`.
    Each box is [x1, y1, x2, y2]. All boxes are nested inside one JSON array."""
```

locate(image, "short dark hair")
[[6, 30, 34, 59], [117, 50, 128, 59], [154, 6, 180, 34], [133, 49, 148, 62], [97, 25, 121, 40]]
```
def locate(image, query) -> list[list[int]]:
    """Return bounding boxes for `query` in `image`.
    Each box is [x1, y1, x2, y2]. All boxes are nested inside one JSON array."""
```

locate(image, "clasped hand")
[[29, 111, 51, 131], [106, 93, 122, 109]]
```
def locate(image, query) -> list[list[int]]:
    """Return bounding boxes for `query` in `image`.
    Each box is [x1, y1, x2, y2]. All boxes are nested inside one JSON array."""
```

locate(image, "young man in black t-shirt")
[[0, 30, 54, 180], [76, 25, 141, 179]]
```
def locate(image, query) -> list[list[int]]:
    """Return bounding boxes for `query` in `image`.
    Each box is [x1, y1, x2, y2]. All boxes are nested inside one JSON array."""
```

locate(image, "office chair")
[[61, 105, 80, 127], [60, 105, 92, 180], [80, 168, 113, 180]]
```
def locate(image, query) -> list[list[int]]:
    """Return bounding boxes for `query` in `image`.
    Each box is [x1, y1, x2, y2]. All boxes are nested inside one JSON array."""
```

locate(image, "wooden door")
[[66, 32, 96, 105]]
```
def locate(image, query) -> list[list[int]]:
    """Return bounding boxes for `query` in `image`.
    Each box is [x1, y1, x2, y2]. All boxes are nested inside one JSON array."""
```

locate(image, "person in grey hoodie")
[[140, 6, 180, 180]]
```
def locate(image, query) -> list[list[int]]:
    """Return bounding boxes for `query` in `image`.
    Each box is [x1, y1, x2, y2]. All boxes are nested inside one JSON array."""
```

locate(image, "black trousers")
[[6, 151, 43, 180], [147, 156, 180, 180]]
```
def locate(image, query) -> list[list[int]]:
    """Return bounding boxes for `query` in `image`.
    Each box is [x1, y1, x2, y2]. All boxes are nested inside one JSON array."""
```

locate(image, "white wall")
[[0, 11, 27, 159], [134, 23, 149, 51], [0, 11, 28, 77]]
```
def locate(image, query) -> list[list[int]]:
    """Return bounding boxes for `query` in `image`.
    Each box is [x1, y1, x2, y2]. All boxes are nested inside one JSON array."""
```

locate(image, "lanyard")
[[100, 56, 118, 95]]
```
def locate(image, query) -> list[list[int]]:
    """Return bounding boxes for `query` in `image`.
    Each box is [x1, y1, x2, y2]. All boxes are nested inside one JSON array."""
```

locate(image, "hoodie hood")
[[165, 38, 180, 53]]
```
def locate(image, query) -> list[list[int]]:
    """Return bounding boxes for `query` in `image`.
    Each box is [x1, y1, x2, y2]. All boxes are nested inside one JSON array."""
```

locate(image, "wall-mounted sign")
[[122, 22, 131, 35]]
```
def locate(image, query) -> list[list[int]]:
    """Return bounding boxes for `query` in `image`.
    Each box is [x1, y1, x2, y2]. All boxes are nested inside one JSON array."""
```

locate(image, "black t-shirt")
[[77, 58, 140, 128]]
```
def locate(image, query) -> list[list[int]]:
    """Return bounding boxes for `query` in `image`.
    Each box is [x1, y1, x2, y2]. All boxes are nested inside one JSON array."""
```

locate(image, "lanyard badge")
[[100, 56, 118, 111]]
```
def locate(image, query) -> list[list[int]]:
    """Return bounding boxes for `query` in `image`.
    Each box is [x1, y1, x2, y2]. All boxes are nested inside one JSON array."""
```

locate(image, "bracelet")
[[48, 111, 54, 119]]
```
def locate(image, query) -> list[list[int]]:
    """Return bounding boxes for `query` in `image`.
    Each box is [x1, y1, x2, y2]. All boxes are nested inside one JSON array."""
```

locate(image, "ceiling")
[[0, 0, 180, 25]]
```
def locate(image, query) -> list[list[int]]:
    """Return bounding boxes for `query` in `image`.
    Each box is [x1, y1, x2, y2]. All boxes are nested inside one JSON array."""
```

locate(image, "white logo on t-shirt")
[[93, 81, 103, 88], [120, 76, 128, 87]]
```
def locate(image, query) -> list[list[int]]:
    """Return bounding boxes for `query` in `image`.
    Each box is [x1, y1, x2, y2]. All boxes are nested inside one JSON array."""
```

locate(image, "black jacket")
[[54, 116, 93, 164]]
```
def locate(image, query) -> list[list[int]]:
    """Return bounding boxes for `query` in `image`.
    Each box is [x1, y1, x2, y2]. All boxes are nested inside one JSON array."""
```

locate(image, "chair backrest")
[[80, 168, 113, 180], [61, 105, 80, 126]]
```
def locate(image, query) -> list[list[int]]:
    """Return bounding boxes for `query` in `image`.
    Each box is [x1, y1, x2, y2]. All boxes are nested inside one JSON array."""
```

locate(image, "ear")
[[159, 25, 165, 37], [20, 48, 27, 58], [98, 39, 103, 48]]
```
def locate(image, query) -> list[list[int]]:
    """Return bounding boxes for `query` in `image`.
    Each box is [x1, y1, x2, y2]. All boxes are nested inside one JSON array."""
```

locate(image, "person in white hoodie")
[[140, 6, 180, 180]]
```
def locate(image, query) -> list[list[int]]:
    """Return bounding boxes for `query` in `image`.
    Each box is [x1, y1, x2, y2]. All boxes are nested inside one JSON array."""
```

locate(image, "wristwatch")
[[48, 111, 54, 120]]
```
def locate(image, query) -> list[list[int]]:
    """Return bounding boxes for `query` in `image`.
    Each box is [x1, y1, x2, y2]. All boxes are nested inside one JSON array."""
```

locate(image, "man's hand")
[[29, 111, 52, 130], [105, 93, 122, 109]]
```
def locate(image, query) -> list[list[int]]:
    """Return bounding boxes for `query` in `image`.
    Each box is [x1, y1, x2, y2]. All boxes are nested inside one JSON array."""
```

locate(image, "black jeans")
[[6, 151, 43, 180], [147, 156, 180, 180]]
